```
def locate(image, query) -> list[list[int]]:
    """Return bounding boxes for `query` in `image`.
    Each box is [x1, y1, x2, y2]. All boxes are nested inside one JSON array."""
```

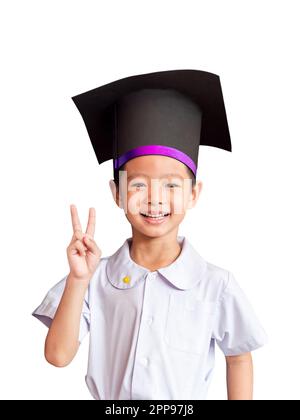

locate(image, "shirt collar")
[[106, 235, 207, 290]]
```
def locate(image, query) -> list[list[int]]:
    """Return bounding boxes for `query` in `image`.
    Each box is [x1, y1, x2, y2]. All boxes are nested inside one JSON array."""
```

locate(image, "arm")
[[225, 352, 253, 400], [45, 205, 101, 368], [44, 274, 89, 367]]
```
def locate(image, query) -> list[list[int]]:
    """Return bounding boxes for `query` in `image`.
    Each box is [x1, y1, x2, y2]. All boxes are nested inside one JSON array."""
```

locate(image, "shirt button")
[[141, 357, 149, 366], [122, 276, 131, 284]]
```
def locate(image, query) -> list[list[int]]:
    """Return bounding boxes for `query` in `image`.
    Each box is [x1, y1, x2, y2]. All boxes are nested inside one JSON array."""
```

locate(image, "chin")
[[141, 228, 168, 238], [132, 221, 179, 239]]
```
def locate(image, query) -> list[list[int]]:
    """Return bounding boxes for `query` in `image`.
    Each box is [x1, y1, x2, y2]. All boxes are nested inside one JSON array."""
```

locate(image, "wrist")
[[66, 273, 90, 292]]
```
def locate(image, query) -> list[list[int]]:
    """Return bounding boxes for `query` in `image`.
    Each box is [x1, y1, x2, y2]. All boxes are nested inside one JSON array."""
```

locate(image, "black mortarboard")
[[71, 69, 231, 178]]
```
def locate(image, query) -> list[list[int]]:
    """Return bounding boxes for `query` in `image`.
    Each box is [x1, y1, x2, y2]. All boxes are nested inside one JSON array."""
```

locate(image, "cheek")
[[126, 191, 147, 215], [169, 190, 189, 215]]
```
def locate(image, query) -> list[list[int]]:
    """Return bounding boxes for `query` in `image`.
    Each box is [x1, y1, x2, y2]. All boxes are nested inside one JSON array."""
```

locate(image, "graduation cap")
[[71, 69, 231, 179]]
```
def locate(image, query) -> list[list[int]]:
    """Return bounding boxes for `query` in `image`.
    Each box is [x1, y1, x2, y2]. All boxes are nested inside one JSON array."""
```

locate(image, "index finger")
[[70, 204, 83, 233], [85, 207, 96, 237]]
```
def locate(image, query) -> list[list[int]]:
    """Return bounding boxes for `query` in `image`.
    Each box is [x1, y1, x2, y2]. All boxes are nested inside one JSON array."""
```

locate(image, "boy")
[[32, 69, 267, 400]]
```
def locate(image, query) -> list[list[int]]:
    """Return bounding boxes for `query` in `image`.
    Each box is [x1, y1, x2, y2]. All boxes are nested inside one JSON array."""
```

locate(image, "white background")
[[1, 0, 299, 400]]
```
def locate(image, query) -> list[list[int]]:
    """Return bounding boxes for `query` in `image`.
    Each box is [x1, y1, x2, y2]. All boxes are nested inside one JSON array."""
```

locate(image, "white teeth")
[[141, 213, 170, 218]]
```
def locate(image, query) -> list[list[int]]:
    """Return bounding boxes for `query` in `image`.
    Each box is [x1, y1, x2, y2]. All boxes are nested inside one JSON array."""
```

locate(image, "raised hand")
[[66, 204, 102, 282]]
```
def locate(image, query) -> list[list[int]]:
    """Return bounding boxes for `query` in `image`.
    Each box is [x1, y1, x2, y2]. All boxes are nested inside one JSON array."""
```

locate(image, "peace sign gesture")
[[66, 204, 102, 282]]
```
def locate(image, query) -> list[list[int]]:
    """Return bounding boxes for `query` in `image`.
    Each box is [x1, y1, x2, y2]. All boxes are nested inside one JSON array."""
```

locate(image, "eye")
[[165, 183, 180, 188], [132, 182, 146, 189]]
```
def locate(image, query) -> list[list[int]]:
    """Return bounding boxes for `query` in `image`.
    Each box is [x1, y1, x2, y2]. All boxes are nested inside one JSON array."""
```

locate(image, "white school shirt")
[[32, 235, 268, 400]]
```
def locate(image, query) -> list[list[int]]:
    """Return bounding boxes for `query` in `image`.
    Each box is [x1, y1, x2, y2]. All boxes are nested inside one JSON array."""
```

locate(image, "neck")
[[129, 228, 182, 271]]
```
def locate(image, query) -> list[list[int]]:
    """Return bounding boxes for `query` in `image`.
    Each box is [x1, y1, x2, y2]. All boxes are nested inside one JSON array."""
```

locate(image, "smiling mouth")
[[140, 212, 171, 218]]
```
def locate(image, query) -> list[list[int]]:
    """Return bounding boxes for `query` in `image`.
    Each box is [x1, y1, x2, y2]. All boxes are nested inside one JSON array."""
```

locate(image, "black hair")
[[113, 162, 126, 188], [185, 167, 197, 188]]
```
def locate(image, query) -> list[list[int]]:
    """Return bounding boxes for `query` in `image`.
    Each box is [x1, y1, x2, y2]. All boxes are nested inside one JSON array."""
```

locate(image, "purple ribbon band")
[[113, 145, 196, 176]]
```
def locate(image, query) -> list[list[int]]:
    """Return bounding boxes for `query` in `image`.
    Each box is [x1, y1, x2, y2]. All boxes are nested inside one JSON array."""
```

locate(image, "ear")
[[109, 179, 123, 208], [186, 180, 203, 209]]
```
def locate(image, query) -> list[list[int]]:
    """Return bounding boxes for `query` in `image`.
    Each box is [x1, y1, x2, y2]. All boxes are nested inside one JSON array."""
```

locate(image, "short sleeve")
[[32, 275, 90, 344], [212, 271, 268, 356]]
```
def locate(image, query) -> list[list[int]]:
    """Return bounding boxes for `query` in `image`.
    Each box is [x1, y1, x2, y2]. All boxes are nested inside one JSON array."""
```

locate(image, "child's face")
[[110, 155, 202, 239]]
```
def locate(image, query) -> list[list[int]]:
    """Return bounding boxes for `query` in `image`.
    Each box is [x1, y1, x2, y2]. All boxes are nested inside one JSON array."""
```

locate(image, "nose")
[[146, 180, 165, 205], [148, 198, 162, 205]]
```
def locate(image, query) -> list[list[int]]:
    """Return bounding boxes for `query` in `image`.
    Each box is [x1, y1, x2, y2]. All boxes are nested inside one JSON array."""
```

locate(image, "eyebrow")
[[127, 173, 185, 181]]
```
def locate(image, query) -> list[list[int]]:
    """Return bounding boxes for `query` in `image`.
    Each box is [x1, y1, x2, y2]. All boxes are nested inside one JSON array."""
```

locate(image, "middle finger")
[[85, 207, 96, 237]]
